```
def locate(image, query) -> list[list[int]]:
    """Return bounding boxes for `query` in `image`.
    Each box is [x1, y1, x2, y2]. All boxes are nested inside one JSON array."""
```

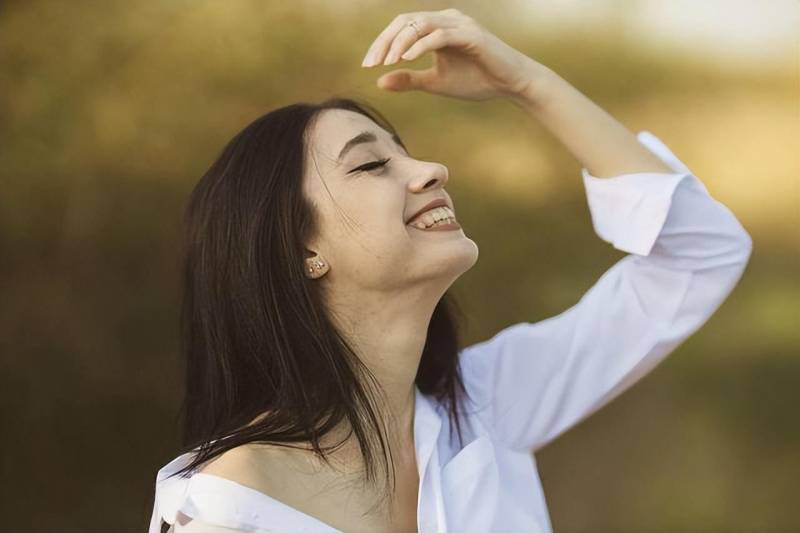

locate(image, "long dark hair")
[[165, 96, 472, 519]]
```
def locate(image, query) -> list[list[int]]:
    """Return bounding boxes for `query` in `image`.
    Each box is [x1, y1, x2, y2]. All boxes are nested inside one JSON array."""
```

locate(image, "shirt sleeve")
[[457, 130, 753, 453]]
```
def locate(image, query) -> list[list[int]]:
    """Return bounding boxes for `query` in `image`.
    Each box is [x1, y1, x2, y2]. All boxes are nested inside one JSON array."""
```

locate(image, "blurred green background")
[[1, 1, 797, 531]]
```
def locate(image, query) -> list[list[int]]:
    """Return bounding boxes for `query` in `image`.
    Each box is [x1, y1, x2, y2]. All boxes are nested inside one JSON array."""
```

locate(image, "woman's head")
[[169, 96, 477, 516], [301, 105, 478, 299]]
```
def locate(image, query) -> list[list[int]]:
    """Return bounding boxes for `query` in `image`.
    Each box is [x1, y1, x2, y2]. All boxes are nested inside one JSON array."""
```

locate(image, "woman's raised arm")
[[510, 67, 677, 178], [362, 7, 675, 178], [363, 9, 753, 452]]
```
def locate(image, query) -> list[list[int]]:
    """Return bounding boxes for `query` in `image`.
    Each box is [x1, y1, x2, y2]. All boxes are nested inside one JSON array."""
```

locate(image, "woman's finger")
[[382, 14, 456, 65], [398, 28, 452, 63], [383, 23, 424, 65], [362, 13, 420, 67], [377, 67, 438, 92], [362, 10, 455, 67]]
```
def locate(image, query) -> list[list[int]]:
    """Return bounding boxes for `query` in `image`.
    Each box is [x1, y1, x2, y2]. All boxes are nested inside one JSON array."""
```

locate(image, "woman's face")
[[302, 109, 479, 293]]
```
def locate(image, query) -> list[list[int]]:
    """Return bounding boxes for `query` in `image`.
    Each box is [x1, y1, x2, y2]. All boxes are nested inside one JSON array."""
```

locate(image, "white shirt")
[[148, 131, 753, 533]]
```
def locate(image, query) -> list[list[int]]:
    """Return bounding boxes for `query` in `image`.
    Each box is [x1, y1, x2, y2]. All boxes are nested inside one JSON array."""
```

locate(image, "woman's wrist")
[[506, 60, 561, 112]]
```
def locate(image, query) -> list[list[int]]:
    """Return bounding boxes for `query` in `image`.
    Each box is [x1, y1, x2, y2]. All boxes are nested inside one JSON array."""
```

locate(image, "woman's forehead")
[[314, 109, 378, 138], [310, 109, 394, 161]]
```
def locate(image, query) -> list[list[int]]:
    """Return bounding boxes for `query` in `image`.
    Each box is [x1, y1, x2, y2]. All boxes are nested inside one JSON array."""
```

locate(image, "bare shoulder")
[[168, 442, 308, 533], [189, 438, 388, 533], [197, 410, 314, 488], [197, 440, 333, 499]]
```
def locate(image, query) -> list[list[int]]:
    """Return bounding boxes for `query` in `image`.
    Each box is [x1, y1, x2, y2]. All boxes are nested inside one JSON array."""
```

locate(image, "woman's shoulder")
[[190, 441, 371, 532], [197, 409, 317, 481], [197, 440, 314, 493], [199, 436, 363, 500]]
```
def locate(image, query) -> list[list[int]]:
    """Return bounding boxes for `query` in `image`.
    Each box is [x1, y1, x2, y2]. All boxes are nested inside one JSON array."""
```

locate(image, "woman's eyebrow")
[[336, 130, 408, 163]]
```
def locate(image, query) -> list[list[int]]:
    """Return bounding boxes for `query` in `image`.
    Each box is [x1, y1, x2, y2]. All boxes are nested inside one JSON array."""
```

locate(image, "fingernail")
[[362, 50, 376, 67]]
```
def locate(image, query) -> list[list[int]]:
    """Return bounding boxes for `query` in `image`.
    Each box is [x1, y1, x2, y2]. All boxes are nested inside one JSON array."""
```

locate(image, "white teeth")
[[408, 206, 455, 228], [427, 217, 456, 228]]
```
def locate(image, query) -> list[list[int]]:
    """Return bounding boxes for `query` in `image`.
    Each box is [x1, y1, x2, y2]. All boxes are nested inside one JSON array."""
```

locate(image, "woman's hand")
[[361, 8, 549, 102]]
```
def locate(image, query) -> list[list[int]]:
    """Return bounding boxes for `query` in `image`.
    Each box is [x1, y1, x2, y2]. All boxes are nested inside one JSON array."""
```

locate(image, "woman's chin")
[[415, 239, 479, 275]]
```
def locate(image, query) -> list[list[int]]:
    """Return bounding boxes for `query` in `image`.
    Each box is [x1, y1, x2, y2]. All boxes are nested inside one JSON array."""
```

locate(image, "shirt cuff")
[[580, 130, 706, 256]]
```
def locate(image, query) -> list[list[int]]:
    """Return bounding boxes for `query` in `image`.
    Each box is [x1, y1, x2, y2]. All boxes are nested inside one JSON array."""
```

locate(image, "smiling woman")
[[148, 96, 477, 533], [149, 7, 752, 533]]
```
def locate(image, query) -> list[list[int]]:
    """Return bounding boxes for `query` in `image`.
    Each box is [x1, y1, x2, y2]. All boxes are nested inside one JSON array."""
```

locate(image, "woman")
[[149, 9, 752, 533]]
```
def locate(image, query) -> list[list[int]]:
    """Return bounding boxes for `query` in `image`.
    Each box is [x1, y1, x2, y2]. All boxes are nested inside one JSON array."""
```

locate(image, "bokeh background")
[[1, 1, 797, 531]]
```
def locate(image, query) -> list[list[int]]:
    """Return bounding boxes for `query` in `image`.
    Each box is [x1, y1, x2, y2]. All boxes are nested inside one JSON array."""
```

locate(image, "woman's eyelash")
[[351, 157, 391, 174]]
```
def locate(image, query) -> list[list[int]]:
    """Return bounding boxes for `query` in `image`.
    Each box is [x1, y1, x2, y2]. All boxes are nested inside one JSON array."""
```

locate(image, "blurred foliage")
[[0, 1, 797, 532]]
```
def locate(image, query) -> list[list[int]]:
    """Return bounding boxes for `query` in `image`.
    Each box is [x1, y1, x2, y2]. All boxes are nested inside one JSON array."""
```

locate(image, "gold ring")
[[408, 20, 422, 38]]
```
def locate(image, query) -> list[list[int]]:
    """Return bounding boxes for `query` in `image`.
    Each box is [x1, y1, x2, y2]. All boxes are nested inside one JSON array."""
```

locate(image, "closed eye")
[[348, 158, 391, 174]]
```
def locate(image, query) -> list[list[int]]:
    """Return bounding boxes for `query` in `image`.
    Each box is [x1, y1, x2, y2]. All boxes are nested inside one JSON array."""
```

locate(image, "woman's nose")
[[409, 162, 449, 191]]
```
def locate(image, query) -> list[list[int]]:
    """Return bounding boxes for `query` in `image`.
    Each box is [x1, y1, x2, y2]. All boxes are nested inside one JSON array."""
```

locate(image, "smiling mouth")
[[406, 206, 458, 229], [408, 218, 460, 230], [409, 220, 461, 231]]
